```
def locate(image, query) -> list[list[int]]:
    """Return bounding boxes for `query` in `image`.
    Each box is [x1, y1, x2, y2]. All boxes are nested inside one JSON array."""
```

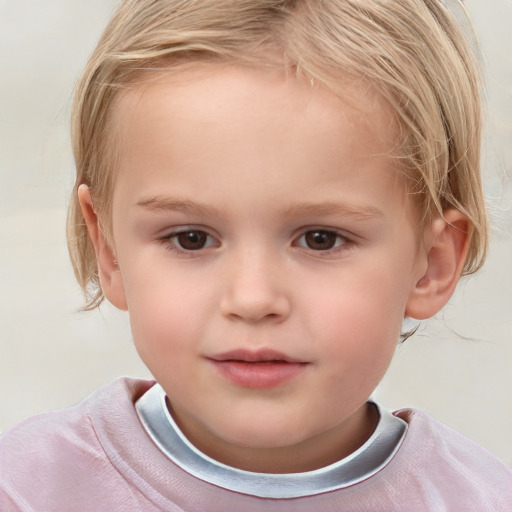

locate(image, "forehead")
[[109, 63, 409, 218], [113, 62, 397, 142], [112, 62, 398, 156]]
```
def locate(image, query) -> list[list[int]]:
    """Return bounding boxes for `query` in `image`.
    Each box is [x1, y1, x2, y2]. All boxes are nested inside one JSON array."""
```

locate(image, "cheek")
[[311, 266, 410, 335], [120, 262, 210, 360], [305, 265, 411, 372]]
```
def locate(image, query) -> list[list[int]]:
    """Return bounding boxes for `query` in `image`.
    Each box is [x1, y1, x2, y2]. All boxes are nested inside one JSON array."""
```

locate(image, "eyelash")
[[294, 229, 351, 254], [158, 228, 219, 256], [158, 227, 354, 256]]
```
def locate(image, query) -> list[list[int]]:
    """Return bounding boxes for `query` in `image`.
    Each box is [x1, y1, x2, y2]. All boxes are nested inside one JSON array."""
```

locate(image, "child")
[[1, 0, 511, 510]]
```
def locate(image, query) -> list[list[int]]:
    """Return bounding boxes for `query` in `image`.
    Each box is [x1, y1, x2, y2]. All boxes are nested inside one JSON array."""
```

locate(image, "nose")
[[220, 250, 291, 323]]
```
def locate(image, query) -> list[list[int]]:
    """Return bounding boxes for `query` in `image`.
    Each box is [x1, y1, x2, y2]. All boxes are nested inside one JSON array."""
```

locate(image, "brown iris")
[[304, 230, 338, 250], [176, 230, 208, 250]]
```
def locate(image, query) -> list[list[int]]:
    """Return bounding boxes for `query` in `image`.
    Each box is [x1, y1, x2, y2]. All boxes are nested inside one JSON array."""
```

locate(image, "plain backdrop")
[[1, 0, 511, 465]]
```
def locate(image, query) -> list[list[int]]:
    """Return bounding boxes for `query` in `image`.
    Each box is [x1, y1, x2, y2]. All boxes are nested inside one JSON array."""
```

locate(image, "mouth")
[[210, 348, 306, 364], [208, 349, 309, 389]]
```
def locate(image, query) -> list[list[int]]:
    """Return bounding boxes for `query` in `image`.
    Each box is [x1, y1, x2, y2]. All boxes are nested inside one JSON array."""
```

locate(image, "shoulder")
[[392, 407, 512, 509], [0, 378, 155, 511], [0, 378, 152, 460]]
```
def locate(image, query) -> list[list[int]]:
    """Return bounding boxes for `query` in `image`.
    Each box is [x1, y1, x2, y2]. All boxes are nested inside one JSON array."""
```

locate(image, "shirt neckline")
[[135, 383, 407, 498]]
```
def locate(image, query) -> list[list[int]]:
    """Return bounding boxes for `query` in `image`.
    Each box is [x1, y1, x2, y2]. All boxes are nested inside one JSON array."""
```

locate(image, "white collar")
[[136, 384, 407, 498]]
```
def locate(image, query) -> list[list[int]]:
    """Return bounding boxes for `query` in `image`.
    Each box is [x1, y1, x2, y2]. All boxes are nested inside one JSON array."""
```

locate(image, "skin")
[[80, 63, 470, 473]]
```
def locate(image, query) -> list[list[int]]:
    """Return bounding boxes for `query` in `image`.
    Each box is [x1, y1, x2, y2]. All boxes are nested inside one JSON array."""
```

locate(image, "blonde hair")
[[68, 0, 487, 309]]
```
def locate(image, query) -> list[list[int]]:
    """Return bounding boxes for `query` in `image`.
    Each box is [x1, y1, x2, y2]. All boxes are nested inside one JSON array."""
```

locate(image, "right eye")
[[162, 229, 218, 252], [294, 229, 349, 252]]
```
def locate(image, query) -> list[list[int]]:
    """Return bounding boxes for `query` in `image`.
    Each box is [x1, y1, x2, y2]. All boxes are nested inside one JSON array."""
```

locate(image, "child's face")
[[102, 64, 429, 472]]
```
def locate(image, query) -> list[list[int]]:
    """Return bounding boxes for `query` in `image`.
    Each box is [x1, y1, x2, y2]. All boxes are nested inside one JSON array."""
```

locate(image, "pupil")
[[178, 231, 206, 250], [306, 230, 336, 250]]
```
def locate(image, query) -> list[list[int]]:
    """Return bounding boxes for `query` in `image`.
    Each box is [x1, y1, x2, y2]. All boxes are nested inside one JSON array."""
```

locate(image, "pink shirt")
[[1, 378, 511, 511]]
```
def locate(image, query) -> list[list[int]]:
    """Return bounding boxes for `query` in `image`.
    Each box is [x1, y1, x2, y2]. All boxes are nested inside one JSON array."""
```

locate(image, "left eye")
[[168, 229, 217, 251], [296, 230, 347, 251]]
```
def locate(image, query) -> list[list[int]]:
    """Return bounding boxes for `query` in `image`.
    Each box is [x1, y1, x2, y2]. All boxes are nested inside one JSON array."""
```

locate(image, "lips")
[[208, 349, 309, 389], [210, 348, 305, 364]]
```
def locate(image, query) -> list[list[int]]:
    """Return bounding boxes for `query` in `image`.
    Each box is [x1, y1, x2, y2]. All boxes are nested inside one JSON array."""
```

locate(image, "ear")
[[405, 209, 471, 320], [77, 185, 128, 311]]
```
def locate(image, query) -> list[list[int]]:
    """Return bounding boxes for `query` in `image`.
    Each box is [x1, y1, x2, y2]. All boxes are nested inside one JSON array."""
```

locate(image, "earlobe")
[[77, 185, 128, 311], [405, 209, 471, 320]]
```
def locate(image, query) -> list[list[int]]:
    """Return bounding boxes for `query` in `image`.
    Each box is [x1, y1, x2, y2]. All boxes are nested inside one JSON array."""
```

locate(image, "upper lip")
[[208, 348, 306, 364]]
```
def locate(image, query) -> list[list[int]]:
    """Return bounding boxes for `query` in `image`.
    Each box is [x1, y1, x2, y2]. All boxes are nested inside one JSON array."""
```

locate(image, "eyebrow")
[[137, 196, 383, 221], [283, 202, 384, 221], [137, 197, 223, 217]]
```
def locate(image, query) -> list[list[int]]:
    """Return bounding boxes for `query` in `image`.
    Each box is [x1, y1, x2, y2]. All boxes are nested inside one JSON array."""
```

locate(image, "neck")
[[170, 401, 379, 473], [135, 384, 408, 498]]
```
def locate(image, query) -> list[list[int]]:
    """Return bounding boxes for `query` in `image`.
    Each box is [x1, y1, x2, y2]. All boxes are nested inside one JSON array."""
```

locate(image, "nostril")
[[220, 294, 291, 323]]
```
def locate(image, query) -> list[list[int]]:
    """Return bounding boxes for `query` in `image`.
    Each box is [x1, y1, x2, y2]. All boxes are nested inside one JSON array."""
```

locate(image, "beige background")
[[1, 1, 511, 465]]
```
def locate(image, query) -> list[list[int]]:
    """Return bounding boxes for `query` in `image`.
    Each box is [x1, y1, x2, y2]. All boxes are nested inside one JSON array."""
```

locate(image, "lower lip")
[[210, 360, 308, 389]]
